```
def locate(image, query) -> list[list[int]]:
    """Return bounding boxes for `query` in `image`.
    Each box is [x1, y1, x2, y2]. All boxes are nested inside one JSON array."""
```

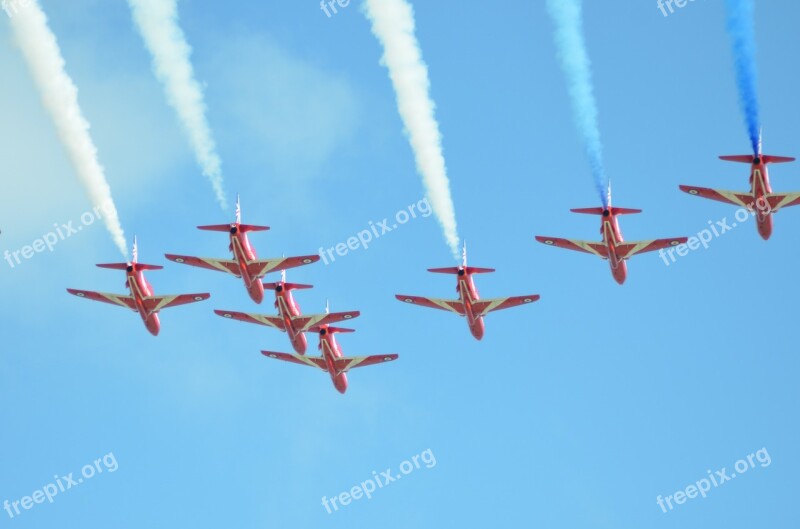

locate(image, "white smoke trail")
[[9, 1, 128, 258], [128, 0, 227, 209], [364, 0, 460, 260]]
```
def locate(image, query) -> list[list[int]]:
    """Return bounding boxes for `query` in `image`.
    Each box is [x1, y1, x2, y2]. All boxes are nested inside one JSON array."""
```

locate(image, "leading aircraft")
[[395, 244, 540, 340], [67, 238, 210, 336], [679, 135, 800, 240], [214, 273, 359, 354], [260, 310, 397, 394], [165, 196, 320, 304], [535, 204, 688, 285]]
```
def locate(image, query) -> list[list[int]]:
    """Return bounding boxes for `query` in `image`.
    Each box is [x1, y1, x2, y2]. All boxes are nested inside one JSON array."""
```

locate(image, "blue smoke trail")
[[725, 0, 761, 155], [546, 0, 609, 207]]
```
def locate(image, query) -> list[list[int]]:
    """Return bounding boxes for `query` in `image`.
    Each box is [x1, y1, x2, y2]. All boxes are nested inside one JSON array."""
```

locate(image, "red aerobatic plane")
[[67, 238, 210, 336], [165, 196, 320, 304], [535, 205, 688, 285], [260, 310, 397, 394], [214, 273, 359, 354], [679, 136, 800, 240], [395, 244, 540, 340]]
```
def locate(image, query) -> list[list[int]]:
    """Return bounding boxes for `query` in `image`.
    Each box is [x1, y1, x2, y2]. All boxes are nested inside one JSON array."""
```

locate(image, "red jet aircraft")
[[679, 137, 800, 240], [165, 197, 320, 304], [67, 238, 210, 336], [395, 244, 540, 340], [535, 206, 688, 285], [260, 310, 398, 394], [214, 273, 359, 354]]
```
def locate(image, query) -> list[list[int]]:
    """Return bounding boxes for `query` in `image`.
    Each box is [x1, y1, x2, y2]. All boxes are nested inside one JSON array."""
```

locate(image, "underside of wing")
[[246, 255, 320, 278], [333, 354, 398, 375], [395, 295, 465, 315], [471, 295, 540, 318], [766, 192, 800, 212], [535, 236, 608, 258], [67, 289, 138, 311], [165, 254, 241, 276], [214, 310, 286, 330], [616, 238, 688, 259], [293, 311, 360, 332], [261, 351, 327, 370], [679, 185, 753, 208], [142, 293, 210, 313]]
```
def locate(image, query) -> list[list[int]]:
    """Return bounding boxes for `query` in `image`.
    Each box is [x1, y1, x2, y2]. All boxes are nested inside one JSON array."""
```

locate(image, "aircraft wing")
[[616, 238, 688, 260], [333, 354, 398, 375], [261, 351, 327, 370], [245, 255, 320, 278], [142, 293, 210, 313], [395, 295, 465, 315], [293, 311, 360, 333], [165, 254, 241, 276], [67, 289, 137, 310], [679, 185, 754, 208], [471, 295, 540, 318], [535, 236, 609, 258], [766, 192, 800, 212], [214, 310, 286, 330]]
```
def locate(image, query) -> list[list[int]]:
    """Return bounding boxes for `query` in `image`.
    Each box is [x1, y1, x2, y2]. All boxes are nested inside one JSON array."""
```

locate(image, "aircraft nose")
[[230, 226, 237, 234], [754, 157, 761, 165]]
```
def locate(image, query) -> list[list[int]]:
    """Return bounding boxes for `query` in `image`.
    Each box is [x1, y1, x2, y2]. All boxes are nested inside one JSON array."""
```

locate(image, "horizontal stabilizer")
[[262, 281, 313, 291], [96, 263, 130, 270], [197, 224, 234, 232], [719, 154, 794, 164], [239, 224, 270, 233], [197, 223, 270, 233], [570, 207, 642, 215], [96, 262, 164, 271], [427, 266, 495, 274], [317, 326, 355, 334], [569, 207, 605, 215]]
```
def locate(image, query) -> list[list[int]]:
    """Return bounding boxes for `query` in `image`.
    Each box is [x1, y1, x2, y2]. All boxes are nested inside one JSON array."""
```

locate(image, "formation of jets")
[[66, 133, 800, 392]]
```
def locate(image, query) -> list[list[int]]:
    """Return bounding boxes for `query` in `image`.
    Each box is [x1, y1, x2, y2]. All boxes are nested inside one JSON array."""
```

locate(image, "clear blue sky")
[[1, 0, 798, 527]]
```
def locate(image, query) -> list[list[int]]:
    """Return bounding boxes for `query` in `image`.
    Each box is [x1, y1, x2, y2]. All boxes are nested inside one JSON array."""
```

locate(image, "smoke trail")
[[363, 0, 460, 260], [724, 0, 761, 155], [128, 0, 227, 209], [546, 0, 609, 207], [9, 1, 128, 258]]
